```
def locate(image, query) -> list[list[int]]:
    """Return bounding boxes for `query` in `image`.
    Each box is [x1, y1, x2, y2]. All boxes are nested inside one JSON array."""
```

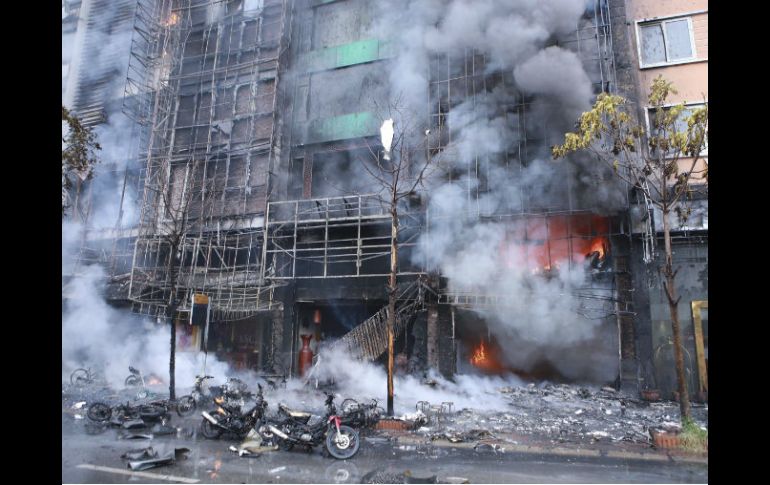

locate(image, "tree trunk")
[[661, 208, 691, 421], [167, 244, 180, 401], [168, 299, 178, 400], [387, 206, 397, 416]]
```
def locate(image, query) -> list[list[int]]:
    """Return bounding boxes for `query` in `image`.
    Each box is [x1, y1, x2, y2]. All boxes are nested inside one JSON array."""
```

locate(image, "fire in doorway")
[[468, 339, 506, 374]]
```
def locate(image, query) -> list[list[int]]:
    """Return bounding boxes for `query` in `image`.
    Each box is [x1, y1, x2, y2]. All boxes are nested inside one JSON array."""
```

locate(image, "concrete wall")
[[311, 0, 373, 49], [630, 237, 707, 398], [648, 240, 707, 398]]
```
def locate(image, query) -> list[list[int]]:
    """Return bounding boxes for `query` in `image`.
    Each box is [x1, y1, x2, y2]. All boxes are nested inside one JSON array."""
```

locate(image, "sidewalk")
[[375, 428, 708, 465]]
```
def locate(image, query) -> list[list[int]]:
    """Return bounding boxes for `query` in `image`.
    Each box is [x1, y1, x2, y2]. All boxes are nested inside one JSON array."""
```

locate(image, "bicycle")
[[70, 367, 101, 387]]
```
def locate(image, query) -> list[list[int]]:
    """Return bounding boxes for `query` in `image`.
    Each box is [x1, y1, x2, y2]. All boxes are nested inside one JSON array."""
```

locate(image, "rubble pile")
[[416, 383, 707, 446]]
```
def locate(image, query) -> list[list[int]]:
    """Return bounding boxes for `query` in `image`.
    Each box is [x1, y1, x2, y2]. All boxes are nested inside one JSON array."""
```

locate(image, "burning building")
[[63, 0, 707, 399]]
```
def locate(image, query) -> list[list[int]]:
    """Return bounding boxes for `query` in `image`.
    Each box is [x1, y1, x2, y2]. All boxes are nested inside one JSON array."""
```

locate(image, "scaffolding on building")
[[107, 0, 626, 322], [262, 194, 426, 280], [123, 0, 290, 320]]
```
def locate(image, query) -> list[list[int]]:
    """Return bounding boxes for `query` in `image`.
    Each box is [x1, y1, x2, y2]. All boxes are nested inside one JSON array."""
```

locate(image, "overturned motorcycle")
[[261, 392, 360, 460]]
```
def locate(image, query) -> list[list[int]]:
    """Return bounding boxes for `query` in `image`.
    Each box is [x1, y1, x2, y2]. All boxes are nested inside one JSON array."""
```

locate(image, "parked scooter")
[[200, 384, 268, 439], [261, 392, 361, 459]]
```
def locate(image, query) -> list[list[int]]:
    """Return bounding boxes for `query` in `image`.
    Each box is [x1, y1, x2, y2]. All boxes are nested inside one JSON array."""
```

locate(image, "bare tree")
[[358, 99, 438, 415], [135, 157, 219, 399], [553, 76, 708, 422]]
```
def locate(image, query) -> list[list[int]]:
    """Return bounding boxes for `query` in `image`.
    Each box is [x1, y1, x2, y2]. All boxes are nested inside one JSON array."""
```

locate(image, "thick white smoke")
[[62, 1, 140, 231], [61, 264, 242, 390], [308, 346, 523, 414], [370, 0, 623, 383]]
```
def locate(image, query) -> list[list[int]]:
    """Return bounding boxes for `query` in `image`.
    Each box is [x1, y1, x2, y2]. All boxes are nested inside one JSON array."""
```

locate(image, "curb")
[[392, 435, 708, 465]]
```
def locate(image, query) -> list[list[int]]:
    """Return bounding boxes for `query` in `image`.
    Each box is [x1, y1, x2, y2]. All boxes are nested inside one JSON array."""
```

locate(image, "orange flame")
[[469, 340, 507, 373], [470, 341, 488, 366], [148, 377, 163, 386], [498, 215, 611, 273], [588, 236, 607, 260]]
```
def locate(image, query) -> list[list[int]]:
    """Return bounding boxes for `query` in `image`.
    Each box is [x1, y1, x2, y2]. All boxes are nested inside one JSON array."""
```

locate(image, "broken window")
[[639, 17, 695, 67]]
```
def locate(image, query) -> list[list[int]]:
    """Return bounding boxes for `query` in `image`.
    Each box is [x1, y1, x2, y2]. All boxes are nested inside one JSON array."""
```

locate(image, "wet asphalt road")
[[62, 416, 707, 484]]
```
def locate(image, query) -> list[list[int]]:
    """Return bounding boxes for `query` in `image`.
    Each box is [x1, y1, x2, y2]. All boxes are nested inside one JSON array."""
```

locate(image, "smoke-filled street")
[[62, 388, 706, 484], [62, 373, 706, 483]]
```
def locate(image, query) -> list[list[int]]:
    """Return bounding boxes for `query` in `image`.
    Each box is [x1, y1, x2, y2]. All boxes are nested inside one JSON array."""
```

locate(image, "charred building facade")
[[63, 0, 707, 398]]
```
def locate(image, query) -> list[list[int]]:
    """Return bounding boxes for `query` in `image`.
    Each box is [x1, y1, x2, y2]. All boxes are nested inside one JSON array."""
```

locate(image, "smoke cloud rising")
[[369, 0, 624, 382], [294, 346, 524, 415]]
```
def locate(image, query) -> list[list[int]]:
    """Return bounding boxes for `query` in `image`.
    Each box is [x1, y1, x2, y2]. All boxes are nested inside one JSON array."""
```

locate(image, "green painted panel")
[[301, 39, 391, 72], [336, 39, 379, 68], [307, 112, 378, 144]]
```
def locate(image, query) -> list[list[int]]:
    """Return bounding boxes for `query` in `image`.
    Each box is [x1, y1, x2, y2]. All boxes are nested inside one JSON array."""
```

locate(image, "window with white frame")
[[647, 103, 708, 157], [638, 17, 696, 67]]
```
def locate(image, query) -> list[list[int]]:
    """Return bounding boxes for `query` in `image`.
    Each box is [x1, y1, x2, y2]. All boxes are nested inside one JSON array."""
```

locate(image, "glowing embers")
[[163, 12, 180, 27], [499, 214, 611, 275], [147, 376, 163, 386], [468, 339, 506, 374]]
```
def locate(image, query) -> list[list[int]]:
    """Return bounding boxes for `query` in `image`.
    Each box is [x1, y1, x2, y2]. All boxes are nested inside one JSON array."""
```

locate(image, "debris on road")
[[473, 443, 503, 453], [150, 423, 177, 435], [443, 477, 470, 484], [122, 419, 146, 429], [118, 431, 153, 440], [121, 446, 190, 471]]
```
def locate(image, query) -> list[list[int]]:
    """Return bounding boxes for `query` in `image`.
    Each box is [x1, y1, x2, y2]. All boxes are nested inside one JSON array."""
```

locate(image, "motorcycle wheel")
[[125, 375, 140, 387], [87, 402, 112, 422], [201, 414, 223, 439], [71, 368, 90, 386], [176, 396, 197, 417], [325, 425, 360, 459]]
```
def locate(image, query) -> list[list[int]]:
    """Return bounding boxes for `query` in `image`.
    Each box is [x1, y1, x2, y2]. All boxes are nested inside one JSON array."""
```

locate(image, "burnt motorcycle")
[[124, 366, 144, 387], [87, 399, 170, 424], [176, 375, 216, 417], [261, 392, 361, 459], [200, 384, 268, 439], [178, 376, 252, 417], [338, 398, 383, 429]]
